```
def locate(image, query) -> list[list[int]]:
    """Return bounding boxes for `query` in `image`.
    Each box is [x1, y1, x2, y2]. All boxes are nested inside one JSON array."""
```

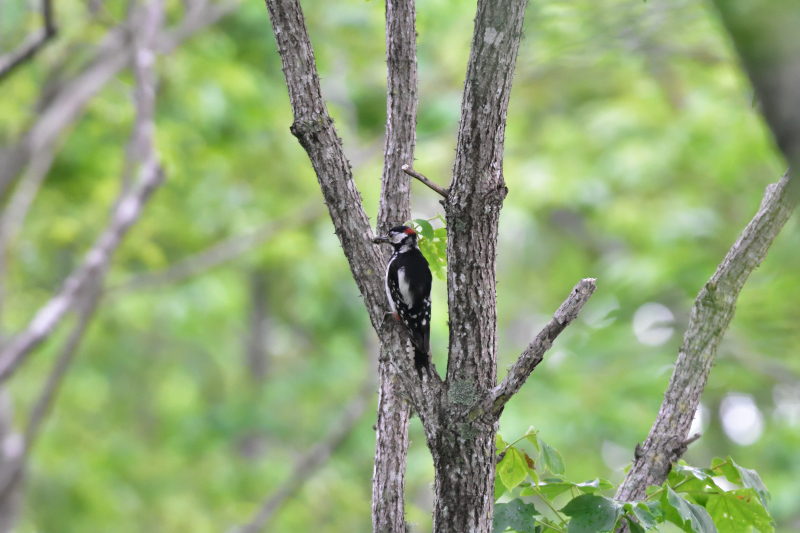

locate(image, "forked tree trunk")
[[262, 0, 538, 529]]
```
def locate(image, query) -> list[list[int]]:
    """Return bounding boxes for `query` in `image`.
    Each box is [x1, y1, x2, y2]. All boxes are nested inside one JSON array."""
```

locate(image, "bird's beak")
[[373, 235, 390, 244]]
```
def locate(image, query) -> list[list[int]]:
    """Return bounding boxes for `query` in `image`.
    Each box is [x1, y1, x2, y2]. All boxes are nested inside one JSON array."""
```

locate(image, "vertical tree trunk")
[[371, 0, 418, 530], [372, 352, 411, 533], [431, 421, 497, 532], [435, 0, 527, 527]]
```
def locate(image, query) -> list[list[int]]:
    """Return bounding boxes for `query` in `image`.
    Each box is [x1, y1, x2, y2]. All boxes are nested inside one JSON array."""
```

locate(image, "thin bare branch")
[[490, 278, 596, 416], [233, 379, 373, 533], [615, 171, 797, 503], [108, 203, 320, 293], [0, 0, 57, 82], [401, 164, 448, 198], [0, 0, 167, 384], [371, 0, 418, 529]]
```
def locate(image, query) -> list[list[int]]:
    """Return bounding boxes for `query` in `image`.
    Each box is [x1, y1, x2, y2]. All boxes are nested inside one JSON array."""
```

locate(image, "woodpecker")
[[373, 225, 432, 378]]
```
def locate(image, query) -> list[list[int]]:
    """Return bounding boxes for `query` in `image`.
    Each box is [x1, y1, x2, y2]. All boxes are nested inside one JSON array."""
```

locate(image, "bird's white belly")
[[385, 255, 397, 314]]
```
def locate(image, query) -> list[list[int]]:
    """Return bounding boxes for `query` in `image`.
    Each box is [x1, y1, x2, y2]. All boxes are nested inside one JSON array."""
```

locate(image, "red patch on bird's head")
[[404, 227, 416, 235]]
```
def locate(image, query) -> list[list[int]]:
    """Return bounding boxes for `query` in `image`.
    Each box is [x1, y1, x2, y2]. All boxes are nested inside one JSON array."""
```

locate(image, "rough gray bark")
[[264, 0, 387, 334], [445, 0, 527, 392], [427, 1, 528, 530], [371, 355, 410, 533], [615, 171, 797, 504], [263, 0, 436, 400], [372, 0, 418, 530]]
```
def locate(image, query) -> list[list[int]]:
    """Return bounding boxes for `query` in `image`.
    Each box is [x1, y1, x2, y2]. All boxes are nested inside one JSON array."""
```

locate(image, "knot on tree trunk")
[[290, 115, 333, 144]]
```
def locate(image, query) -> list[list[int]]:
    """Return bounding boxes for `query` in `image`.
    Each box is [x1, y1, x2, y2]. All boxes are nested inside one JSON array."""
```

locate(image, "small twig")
[[401, 164, 448, 198], [489, 278, 596, 415], [0, 0, 57, 82], [682, 433, 701, 448]]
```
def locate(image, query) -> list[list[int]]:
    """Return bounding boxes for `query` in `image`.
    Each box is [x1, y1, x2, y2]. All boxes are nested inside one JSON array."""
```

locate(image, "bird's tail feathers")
[[413, 345, 431, 379]]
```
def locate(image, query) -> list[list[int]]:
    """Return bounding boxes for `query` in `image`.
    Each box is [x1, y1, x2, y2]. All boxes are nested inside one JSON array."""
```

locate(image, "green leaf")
[[729, 458, 771, 507], [538, 437, 565, 476], [623, 501, 662, 529], [529, 478, 612, 499], [627, 518, 647, 533], [498, 447, 529, 492], [525, 480, 572, 500], [497, 433, 509, 452], [495, 472, 508, 501], [493, 499, 541, 533], [433, 228, 447, 270], [411, 218, 434, 241], [561, 494, 624, 533], [671, 462, 715, 483], [661, 485, 717, 533], [527, 465, 540, 486], [525, 426, 540, 451], [575, 478, 615, 494], [713, 457, 771, 506], [706, 488, 774, 533]]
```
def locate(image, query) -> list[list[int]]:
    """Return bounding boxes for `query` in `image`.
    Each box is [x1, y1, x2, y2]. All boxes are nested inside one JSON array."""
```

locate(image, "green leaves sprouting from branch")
[[493, 429, 774, 533], [409, 215, 447, 280]]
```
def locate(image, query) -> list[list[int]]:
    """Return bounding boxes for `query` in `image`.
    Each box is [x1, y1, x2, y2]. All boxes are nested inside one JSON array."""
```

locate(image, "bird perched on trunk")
[[373, 225, 432, 378]]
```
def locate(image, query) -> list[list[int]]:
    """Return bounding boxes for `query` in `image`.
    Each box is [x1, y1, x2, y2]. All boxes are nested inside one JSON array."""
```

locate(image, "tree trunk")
[[372, 353, 411, 533], [431, 419, 497, 532]]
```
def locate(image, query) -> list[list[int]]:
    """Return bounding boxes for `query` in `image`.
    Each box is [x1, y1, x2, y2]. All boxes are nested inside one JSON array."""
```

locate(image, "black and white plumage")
[[374, 225, 432, 377]]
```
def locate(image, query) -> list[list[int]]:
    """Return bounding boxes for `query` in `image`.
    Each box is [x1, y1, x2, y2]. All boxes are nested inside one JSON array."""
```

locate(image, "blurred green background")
[[1, 0, 798, 531]]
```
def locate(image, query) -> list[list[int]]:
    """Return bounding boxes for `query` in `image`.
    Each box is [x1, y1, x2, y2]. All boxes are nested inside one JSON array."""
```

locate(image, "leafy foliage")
[[494, 499, 542, 533], [494, 430, 775, 533], [410, 216, 447, 281]]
